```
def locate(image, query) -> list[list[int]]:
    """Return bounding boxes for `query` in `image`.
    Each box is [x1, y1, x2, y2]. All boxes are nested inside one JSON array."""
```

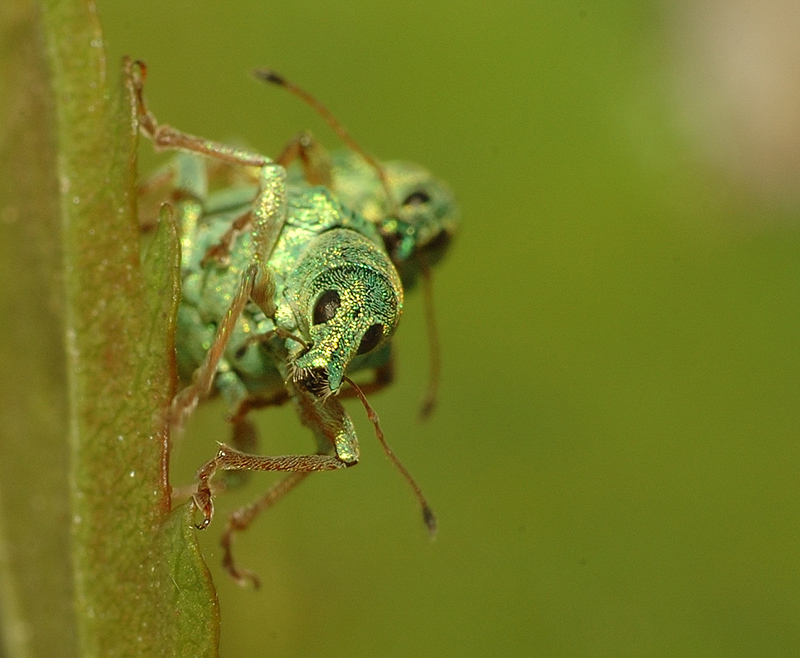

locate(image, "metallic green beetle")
[[133, 62, 455, 586]]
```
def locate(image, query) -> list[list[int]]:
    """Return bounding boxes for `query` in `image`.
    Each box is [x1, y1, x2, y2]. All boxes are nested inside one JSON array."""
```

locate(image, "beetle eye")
[[401, 190, 431, 207], [312, 289, 340, 325], [357, 323, 384, 355]]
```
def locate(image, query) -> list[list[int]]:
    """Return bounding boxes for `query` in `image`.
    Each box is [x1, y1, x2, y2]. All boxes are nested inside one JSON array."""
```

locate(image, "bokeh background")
[[101, 1, 800, 656]]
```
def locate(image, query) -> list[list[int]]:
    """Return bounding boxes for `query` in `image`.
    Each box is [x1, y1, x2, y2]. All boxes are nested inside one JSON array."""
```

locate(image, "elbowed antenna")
[[344, 376, 437, 537]]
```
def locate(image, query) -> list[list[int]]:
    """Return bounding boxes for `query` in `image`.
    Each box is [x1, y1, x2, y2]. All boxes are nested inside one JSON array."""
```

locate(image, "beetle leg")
[[221, 470, 314, 587], [194, 385, 361, 587], [275, 130, 333, 188], [132, 61, 271, 168], [170, 264, 263, 430]]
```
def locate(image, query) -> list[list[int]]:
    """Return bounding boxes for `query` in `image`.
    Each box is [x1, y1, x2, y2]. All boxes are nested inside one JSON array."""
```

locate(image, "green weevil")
[[132, 61, 457, 587], [283, 145, 459, 417]]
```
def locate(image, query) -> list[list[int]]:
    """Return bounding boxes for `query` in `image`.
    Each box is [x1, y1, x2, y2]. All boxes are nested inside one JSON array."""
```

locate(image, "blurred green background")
[[100, 1, 799, 656]]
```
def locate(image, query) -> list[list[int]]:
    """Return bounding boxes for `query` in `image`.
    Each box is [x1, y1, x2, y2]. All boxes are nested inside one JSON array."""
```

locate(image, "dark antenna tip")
[[423, 505, 438, 538], [252, 68, 286, 86]]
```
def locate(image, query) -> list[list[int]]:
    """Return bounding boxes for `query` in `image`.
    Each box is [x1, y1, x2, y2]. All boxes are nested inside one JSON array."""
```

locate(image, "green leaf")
[[154, 502, 220, 656], [0, 1, 220, 656]]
